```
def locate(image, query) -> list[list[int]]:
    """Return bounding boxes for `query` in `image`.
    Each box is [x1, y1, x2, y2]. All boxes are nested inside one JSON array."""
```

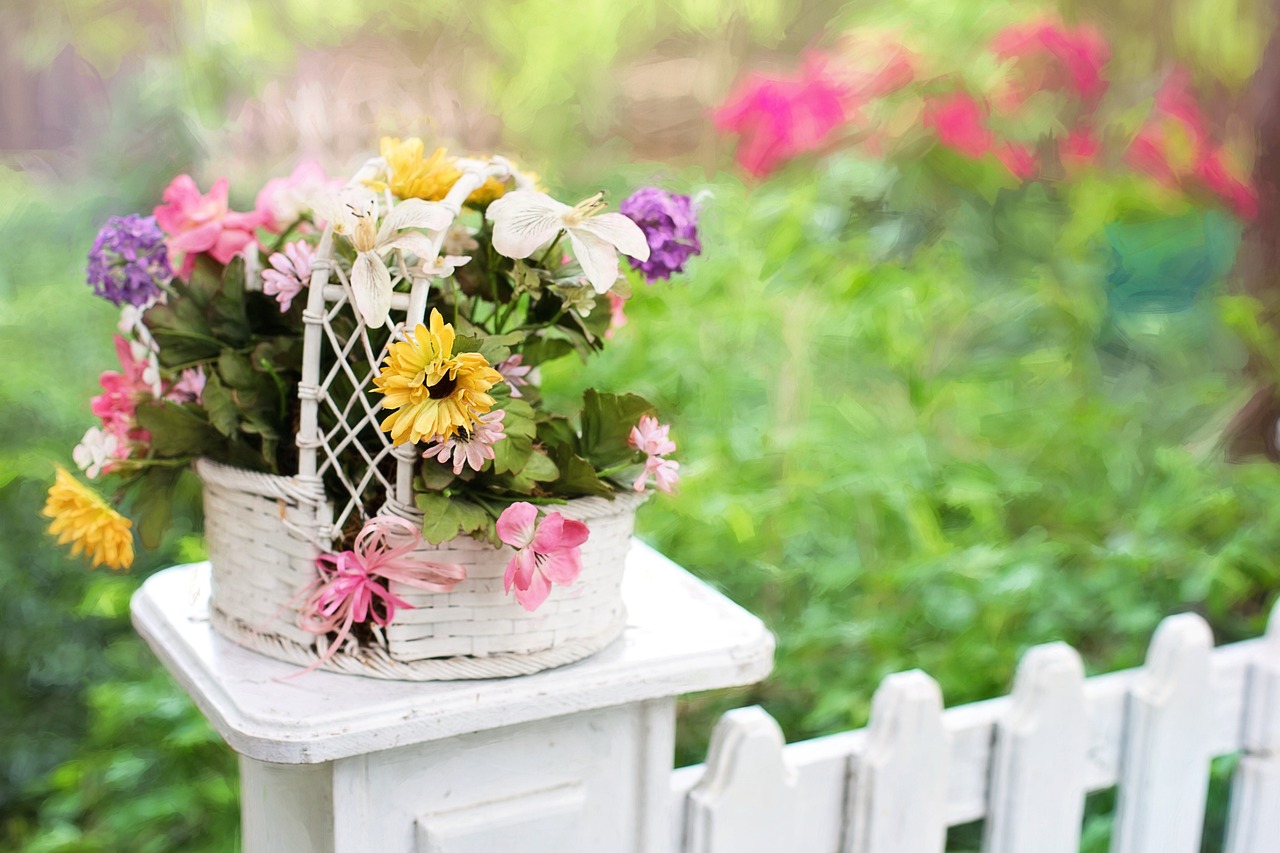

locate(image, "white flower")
[[415, 255, 471, 280], [73, 427, 119, 479], [485, 190, 650, 294], [312, 189, 451, 328]]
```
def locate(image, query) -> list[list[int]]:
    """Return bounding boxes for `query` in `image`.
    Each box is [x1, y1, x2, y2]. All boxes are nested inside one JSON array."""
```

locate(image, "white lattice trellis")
[[294, 156, 519, 547]]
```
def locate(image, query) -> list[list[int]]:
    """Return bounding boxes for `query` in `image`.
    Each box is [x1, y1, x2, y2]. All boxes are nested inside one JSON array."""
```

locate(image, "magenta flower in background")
[[606, 292, 628, 340], [714, 62, 848, 177], [86, 215, 172, 307], [497, 502, 590, 611], [421, 409, 507, 475], [154, 175, 261, 278], [619, 188, 701, 282], [254, 161, 340, 234], [262, 240, 316, 312]]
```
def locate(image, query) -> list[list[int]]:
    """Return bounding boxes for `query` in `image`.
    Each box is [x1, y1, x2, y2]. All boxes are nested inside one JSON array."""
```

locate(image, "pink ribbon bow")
[[296, 516, 465, 673]]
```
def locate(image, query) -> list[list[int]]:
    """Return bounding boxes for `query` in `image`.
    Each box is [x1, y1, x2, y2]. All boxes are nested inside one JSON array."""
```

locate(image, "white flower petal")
[[486, 190, 571, 259], [567, 229, 621, 294], [382, 231, 438, 261], [312, 188, 374, 235], [379, 198, 452, 241], [577, 212, 650, 261], [351, 251, 393, 328]]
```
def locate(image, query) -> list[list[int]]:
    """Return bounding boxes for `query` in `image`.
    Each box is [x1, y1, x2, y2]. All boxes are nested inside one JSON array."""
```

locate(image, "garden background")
[[3, 0, 1279, 850]]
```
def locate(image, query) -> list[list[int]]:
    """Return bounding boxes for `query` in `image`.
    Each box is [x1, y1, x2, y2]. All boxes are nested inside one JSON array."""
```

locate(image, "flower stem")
[[537, 232, 565, 267]]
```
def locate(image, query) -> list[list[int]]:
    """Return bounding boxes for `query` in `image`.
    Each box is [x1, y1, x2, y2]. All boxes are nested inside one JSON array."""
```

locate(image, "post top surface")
[[131, 541, 774, 764]]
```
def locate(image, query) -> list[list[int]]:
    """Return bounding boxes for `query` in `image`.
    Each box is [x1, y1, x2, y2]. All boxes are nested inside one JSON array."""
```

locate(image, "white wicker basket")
[[199, 156, 645, 680]]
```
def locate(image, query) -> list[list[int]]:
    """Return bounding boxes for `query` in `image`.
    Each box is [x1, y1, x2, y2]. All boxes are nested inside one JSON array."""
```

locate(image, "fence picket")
[[1111, 613, 1214, 853], [981, 642, 1087, 853], [684, 706, 798, 853], [844, 670, 948, 853], [1224, 601, 1280, 853]]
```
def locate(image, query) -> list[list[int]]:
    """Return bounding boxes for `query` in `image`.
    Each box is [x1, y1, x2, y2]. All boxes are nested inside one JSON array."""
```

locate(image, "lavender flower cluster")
[[86, 214, 172, 307], [620, 188, 701, 282]]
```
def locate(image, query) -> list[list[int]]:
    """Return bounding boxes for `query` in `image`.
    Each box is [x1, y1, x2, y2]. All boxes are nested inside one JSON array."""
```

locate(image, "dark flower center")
[[427, 374, 458, 399]]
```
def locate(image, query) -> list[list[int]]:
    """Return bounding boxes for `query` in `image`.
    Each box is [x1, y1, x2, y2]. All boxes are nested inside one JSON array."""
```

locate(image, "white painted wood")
[[844, 670, 948, 853], [982, 642, 1088, 853], [417, 782, 586, 853], [130, 541, 774, 764], [1111, 613, 1215, 853], [1225, 601, 1280, 853], [670, 636, 1267, 846], [685, 706, 799, 853], [239, 758, 334, 853]]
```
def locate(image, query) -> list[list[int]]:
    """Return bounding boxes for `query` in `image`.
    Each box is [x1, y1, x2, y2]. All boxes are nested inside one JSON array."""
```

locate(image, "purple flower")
[[86, 215, 172, 307], [262, 240, 316, 312], [618, 188, 701, 282]]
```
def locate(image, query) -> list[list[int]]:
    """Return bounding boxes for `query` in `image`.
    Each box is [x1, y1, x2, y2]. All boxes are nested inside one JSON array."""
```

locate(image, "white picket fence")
[[668, 605, 1280, 853]]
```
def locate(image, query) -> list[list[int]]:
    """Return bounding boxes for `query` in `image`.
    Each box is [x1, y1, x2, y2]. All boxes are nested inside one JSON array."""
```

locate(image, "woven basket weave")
[[198, 155, 645, 680], [201, 459, 644, 679]]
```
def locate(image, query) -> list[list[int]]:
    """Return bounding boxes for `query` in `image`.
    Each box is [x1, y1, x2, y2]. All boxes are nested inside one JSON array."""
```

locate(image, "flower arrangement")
[[47, 138, 701, 636]]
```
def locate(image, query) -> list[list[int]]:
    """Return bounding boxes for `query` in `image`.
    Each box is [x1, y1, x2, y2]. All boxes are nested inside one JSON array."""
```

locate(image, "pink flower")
[[255, 161, 341, 234], [299, 517, 465, 673], [1196, 147, 1258, 221], [154, 175, 261, 278], [422, 410, 507, 474], [498, 502, 590, 611], [605, 292, 628, 340], [496, 354, 533, 398], [262, 240, 316, 312], [923, 93, 992, 159], [824, 36, 916, 102], [714, 62, 848, 177], [91, 336, 154, 455], [992, 20, 1110, 106], [166, 366, 207, 404], [1060, 127, 1101, 171], [1124, 71, 1209, 185], [629, 415, 680, 494], [996, 143, 1038, 179]]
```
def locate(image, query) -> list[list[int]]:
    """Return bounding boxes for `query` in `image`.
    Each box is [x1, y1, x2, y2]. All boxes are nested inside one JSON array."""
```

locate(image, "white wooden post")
[[844, 670, 949, 853], [132, 542, 773, 853], [1110, 613, 1214, 853], [982, 642, 1088, 853], [1224, 601, 1280, 853]]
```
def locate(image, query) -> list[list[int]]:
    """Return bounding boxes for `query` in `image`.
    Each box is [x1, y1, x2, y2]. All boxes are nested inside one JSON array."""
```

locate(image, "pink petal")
[[539, 546, 582, 586], [531, 512, 589, 552], [209, 228, 256, 264], [167, 221, 222, 254], [496, 502, 539, 548], [513, 569, 552, 611]]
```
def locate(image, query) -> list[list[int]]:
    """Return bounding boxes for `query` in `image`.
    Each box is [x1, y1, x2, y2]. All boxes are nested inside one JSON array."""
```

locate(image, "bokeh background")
[[4, 1, 1280, 850]]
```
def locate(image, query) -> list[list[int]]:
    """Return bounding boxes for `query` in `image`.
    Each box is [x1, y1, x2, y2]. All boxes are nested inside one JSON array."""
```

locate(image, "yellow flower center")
[[564, 191, 607, 226], [352, 208, 378, 253]]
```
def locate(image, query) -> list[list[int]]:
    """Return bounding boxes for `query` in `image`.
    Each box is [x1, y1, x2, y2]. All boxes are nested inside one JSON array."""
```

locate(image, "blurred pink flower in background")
[[154, 175, 261, 277], [254, 161, 341, 233], [1197, 147, 1258, 220], [923, 92, 992, 159], [992, 19, 1110, 108], [714, 59, 848, 177]]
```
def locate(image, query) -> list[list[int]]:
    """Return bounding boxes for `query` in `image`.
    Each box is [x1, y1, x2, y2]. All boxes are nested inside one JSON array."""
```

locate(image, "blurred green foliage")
[[4, 2, 1279, 851]]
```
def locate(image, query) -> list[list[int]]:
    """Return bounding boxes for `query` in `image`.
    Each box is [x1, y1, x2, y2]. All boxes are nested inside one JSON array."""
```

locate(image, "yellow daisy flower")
[[375, 137, 462, 202], [43, 466, 134, 571], [373, 309, 503, 445]]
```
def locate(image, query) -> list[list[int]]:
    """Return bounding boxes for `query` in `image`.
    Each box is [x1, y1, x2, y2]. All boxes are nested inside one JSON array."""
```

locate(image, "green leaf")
[[216, 351, 258, 389], [134, 402, 221, 459], [199, 373, 239, 438], [416, 492, 492, 543], [491, 398, 537, 475], [579, 388, 653, 469], [547, 444, 613, 498], [521, 449, 559, 482], [418, 462, 456, 492], [130, 467, 183, 550], [478, 331, 526, 366]]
